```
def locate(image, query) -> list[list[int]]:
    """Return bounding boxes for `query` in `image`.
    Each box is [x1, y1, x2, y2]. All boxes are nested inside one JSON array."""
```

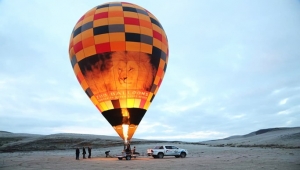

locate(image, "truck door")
[[164, 146, 174, 156], [171, 146, 180, 155]]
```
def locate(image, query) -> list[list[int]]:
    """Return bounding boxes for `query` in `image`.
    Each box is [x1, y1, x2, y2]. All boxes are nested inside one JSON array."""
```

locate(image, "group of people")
[[75, 147, 92, 160], [75, 144, 140, 160]]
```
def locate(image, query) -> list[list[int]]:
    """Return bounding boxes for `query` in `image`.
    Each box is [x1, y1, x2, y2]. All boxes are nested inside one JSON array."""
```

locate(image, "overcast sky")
[[0, 0, 299, 142]]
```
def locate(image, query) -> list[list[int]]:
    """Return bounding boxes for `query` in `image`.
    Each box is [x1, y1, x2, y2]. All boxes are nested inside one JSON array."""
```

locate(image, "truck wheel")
[[118, 157, 122, 160], [180, 152, 186, 158], [158, 153, 164, 159], [126, 155, 131, 160]]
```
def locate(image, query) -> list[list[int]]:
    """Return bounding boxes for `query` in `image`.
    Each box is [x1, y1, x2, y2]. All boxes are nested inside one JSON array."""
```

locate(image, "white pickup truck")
[[147, 145, 188, 158]]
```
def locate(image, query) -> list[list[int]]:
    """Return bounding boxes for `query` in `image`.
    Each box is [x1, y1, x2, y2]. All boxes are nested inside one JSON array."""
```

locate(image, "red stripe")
[[139, 99, 146, 108], [73, 42, 83, 53], [124, 17, 140, 26], [153, 30, 162, 41], [95, 42, 111, 53], [94, 12, 108, 20]]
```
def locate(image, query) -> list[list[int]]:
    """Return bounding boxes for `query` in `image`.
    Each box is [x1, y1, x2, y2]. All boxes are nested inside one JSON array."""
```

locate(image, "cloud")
[[229, 114, 246, 120], [0, 0, 299, 142], [159, 97, 207, 114], [142, 130, 228, 141], [277, 105, 300, 115], [279, 98, 289, 105]]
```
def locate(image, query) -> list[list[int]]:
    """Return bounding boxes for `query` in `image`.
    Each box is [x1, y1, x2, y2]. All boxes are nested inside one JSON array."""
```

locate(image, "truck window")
[[165, 146, 172, 149]]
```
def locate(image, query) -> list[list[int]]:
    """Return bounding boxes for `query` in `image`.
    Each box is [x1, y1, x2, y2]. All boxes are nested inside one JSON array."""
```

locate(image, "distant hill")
[[1, 127, 299, 152], [200, 127, 300, 148], [0, 132, 167, 152]]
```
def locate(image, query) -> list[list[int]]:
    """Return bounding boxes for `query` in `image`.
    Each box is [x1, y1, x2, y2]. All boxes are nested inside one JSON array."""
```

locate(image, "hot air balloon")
[[68, 2, 168, 145]]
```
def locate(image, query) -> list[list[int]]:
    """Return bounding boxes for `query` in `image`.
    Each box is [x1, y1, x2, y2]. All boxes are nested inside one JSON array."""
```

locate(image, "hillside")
[[200, 127, 300, 148], [0, 131, 166, 152], [1, 127, 299, 152]]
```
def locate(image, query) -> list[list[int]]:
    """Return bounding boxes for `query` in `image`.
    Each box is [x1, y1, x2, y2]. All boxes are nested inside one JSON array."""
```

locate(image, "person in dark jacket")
[[75, 147, 80, 160], [82, 147, 86, 159], [88, 147, 92, 158], [125, 144, 131, 154]]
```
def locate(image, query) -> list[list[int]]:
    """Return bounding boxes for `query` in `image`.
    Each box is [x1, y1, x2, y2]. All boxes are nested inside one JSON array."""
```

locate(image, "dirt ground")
[[0, 144, 299, 170]]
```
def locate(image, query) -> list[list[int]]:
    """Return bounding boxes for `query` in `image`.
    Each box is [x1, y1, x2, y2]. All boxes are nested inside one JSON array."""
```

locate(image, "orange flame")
[[121, 108, 130, 143]]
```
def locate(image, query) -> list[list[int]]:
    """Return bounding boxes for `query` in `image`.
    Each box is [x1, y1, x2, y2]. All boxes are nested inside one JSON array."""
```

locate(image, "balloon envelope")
[[68, 2, 168, 142]]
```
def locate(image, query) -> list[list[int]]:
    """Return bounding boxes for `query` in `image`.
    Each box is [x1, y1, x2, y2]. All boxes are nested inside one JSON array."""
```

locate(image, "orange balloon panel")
[[69, 2, 168, 142]]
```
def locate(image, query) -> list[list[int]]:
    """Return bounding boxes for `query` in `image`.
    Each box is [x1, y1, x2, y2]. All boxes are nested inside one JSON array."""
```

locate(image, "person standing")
[[133, 146, 136, 153], [88, 147, 92, 158], [125, 144, 131, 154], [75, 147, 80, 160], [82, 147, 86, 159], [133, 146, 140, 155]]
